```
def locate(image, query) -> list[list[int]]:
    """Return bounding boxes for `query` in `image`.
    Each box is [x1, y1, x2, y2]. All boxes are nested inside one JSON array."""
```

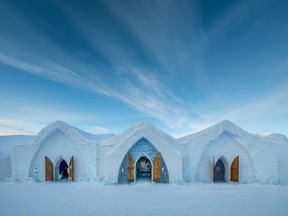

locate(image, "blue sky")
[[0, 0, 287, 137]]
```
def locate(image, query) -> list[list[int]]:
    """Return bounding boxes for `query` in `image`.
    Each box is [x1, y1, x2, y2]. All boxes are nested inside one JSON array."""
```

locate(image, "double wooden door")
[[45, 156, 74, 181], [127, 152, 161, 183]]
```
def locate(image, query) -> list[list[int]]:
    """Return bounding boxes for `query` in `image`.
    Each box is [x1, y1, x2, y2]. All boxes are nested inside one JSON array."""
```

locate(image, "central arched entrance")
[[136, 155, 152, 182], [117, 138, 170, 184]]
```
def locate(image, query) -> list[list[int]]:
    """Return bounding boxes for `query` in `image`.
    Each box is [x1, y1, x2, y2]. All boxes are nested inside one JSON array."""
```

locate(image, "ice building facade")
[[0, 120, 288, 184]]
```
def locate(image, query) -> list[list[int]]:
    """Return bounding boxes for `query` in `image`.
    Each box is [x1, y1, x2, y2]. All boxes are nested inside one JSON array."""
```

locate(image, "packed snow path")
[[1, 182, 287, 216]]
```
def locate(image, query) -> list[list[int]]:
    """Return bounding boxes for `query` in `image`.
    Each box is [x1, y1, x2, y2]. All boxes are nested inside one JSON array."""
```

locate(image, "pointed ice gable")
[[178, 120, 251, 146], [104, 121, 183, 183], [195, 132, 257, 183], [33, 120, 91, 147], [33, 120, 115, 148], [101, 121, 179, 148]]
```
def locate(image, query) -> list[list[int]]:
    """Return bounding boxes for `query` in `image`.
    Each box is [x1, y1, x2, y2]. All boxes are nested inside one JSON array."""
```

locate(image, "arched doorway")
[[55, 159, 68, 181], [136, 155, 152, 182], [118, 152, 169, 184], [214, 159, 225, 182], [117, 138, 170, 184]]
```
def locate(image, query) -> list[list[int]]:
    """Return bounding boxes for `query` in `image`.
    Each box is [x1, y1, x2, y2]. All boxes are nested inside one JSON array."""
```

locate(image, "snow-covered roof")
[[177, 120, 288, 152], [1, 119, 287, 159], [178, 120, 248, 144], [0, 120, 115, 158], [101, 121, 179, 149], [34, 120, 114, 147]]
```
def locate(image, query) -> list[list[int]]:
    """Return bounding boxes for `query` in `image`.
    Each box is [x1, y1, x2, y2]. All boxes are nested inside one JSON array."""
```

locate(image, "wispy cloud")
[[0, 53, 110, 96], [0, 101, 98, 135], [0, 118, 45, 135], [0, 2, 200, 131], [0, 127, 33, 136], [1, 0, 287, 137], [99, 67, 195, 129], [102, 0, 206, 78], [84, 125, 114, 134], [183, 84, 288, 135], [0, 49, 195, 130], [224, 85, 288, 121]]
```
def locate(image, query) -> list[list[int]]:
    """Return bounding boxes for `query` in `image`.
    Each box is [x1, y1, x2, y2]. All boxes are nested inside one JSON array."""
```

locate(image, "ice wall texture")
[[179, 120, 288, 184], [0, 157, 11, 180], [29, 130, 88, 181], [129, 138, 158, 162], [1, 120, 288, 184]]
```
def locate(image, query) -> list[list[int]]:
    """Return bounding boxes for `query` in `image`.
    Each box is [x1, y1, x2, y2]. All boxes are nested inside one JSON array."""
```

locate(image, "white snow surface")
[[0, 182, 287, 216]]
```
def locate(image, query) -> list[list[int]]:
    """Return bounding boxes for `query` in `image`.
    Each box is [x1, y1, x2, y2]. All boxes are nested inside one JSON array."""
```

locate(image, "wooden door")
[[230, 156, 239, 182], [45, 156, 54, 181], [153, 153, 161, 183], [127, 154, 134, 182], [69, 156, 74, 181]]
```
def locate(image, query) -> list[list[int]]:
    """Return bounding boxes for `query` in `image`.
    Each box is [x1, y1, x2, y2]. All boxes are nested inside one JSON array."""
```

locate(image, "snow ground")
[[0, 183, 287, 216]]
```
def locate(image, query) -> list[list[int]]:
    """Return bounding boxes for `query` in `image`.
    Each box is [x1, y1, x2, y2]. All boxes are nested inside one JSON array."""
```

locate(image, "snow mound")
[[74, 128, 115, 142], [34, 120, 115, 146], [0, 135, 36, 158], [178, 119, 288, 156], [178, 119, 288, 149], [257, 133, 288, 146], [101, 121, 178, 148], [178, 120, 250, 145]]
